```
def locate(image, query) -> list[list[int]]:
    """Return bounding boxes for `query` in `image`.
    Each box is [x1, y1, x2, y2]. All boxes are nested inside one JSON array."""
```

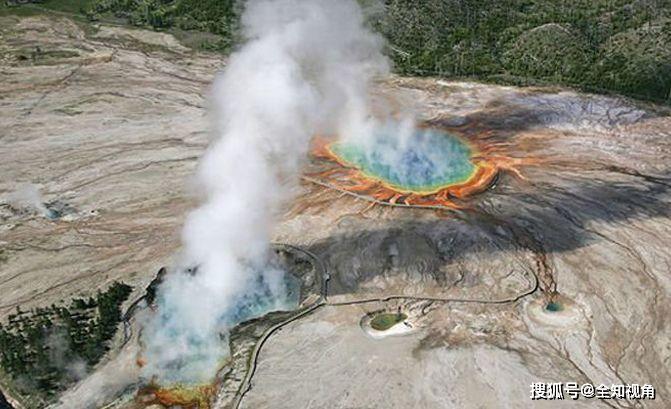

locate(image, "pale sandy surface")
[[0, 15, 220, 316]]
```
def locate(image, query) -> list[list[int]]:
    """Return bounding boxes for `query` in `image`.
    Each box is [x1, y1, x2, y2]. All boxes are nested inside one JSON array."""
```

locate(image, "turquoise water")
[[148, 268, 301, 382], [545, 302, 563, 312], [331, 127, 476, 193], [227, 272, 300, 323], [157, 270, 300, 333]]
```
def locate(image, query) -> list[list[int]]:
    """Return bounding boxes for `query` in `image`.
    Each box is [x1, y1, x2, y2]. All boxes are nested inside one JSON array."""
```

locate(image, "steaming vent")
[[139, 246, 320, 384]]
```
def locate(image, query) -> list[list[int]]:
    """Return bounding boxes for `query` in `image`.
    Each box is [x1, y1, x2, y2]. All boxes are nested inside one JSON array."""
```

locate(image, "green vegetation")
[[4, 0, 670, 102], [370, 312, 407, 331], [38, 0, 94, 14], [375, 0, 671, 103], [86, 0, 241, 51], [0, 0, 95, 18], [0, 282, 132, 404]]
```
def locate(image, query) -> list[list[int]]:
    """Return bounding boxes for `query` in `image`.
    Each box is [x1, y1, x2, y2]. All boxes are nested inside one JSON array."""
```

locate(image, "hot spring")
[[144, 263, 301, 383], [545, 301, 564, 312], [329, 126, 478, 194]]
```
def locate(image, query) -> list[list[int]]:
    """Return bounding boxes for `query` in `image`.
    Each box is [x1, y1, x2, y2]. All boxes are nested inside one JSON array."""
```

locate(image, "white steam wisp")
[[142, 0, 388, 383]]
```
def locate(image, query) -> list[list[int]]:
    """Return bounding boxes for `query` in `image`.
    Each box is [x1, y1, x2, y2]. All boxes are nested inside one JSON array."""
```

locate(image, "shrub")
[[591, 19, 671, 102], [503, 23, 592, 81]]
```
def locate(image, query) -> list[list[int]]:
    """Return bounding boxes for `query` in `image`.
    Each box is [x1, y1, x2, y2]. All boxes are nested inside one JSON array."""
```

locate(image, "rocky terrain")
[[1, 14, 670, 409]]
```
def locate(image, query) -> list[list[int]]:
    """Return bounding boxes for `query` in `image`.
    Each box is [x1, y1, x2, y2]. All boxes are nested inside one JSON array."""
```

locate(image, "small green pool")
[[330, 126, 477, 193], [370, 312, 407, 331], [545, 302, 564, 312]]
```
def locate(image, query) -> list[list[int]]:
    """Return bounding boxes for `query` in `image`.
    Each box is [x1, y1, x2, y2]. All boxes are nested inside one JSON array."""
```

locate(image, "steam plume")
[[142, 0, 388, 382], [5, 183, 49, 217]]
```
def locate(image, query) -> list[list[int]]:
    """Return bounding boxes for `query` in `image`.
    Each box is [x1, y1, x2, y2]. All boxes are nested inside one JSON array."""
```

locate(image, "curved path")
[[232, 239, 541, 409]]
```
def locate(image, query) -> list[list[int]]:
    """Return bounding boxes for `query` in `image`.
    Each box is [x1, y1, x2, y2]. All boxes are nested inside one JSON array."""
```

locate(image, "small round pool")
[[545, 301, 564, 312], [329, 127, 478, 194]]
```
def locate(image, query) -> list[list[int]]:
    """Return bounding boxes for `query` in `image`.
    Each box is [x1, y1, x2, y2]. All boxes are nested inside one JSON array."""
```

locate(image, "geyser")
[[141, 0, 388, 384]]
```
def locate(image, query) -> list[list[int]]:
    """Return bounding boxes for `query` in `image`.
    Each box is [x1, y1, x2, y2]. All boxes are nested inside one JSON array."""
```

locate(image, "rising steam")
[[142, 0, 388, 382], [5, 183, 49, 217]]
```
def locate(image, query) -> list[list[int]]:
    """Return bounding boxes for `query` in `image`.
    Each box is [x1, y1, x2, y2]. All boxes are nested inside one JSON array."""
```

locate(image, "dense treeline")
[[80, 0, 670, 103], [13, 0, 671, 102], [0, 282, 132, 402], [373, 0, 671, 103], [88, 0, 242, 51]]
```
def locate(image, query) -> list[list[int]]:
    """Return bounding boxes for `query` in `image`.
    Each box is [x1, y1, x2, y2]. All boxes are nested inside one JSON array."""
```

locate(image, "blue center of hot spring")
[[330, 127, 477, 193]]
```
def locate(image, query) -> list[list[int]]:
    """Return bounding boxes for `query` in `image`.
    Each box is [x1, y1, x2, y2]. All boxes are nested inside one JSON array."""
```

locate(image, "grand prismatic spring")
[[331, 127, 477, 194], [310, 123, 507, 209]]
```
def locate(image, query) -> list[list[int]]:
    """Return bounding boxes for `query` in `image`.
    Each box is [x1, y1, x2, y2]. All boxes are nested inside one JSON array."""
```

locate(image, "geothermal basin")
[[311, 123, 500, 208], [329, 127, 478, 194]]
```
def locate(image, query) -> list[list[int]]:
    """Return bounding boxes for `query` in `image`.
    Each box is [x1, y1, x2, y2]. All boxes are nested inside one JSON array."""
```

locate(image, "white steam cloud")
[[5, 183, 49, 217], [142, 0, 388, 382]]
